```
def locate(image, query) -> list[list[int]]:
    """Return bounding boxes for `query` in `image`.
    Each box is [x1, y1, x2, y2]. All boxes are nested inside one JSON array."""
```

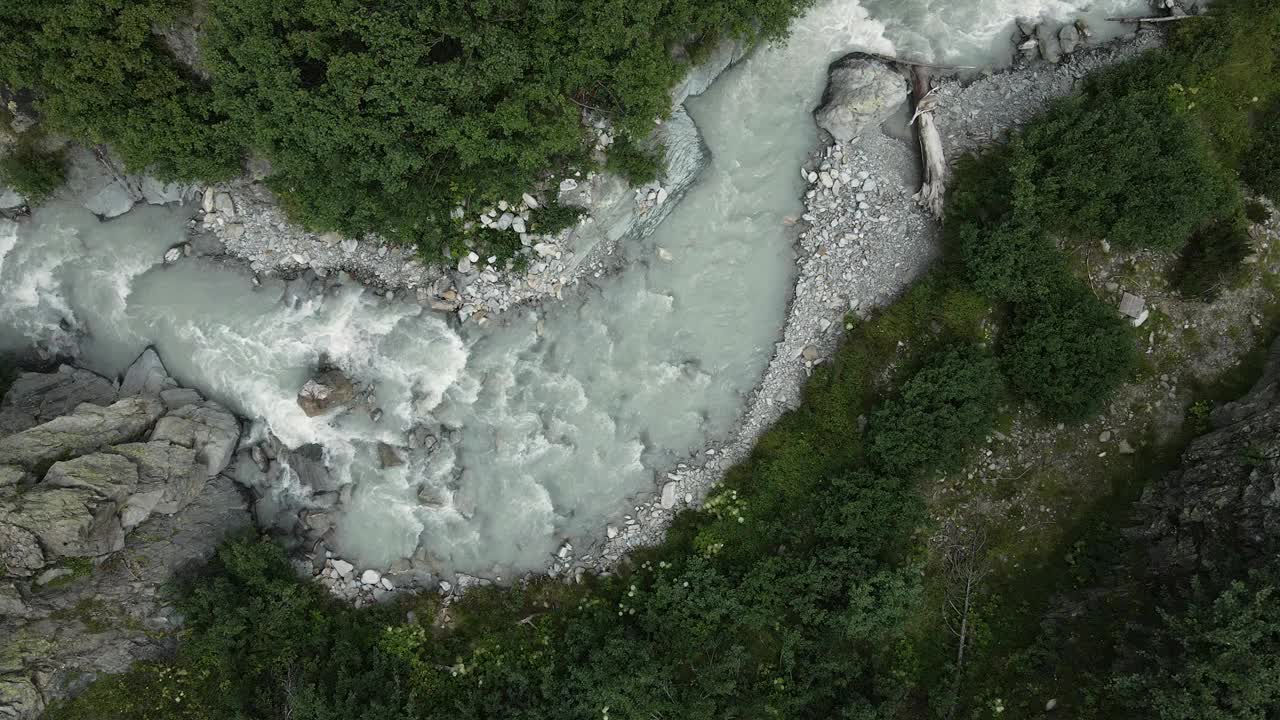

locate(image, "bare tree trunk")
[[936, 521, 991, 720], [910, 67, 948, 218]]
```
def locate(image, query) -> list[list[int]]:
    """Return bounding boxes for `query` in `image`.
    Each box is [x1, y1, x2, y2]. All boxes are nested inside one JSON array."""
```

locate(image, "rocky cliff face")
[[0, 350, 251, 719], [1139, 340, 1280, 574]]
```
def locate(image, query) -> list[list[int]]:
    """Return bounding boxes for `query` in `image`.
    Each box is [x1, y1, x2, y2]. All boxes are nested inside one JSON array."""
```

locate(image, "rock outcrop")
[[813, 55, 908, 143], [1138, 339, 1280, 574], [0, 349, 251, 719]]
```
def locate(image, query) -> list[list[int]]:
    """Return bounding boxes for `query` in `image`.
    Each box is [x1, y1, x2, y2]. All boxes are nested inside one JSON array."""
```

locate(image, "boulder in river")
[[814, 55, 908, 143], [297, 369, 356, 417]]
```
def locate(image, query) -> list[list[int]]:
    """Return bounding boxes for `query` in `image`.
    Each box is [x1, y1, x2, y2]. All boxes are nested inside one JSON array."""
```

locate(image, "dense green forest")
[[37, 1, 1280, 718], [0, 0, 811, 258]]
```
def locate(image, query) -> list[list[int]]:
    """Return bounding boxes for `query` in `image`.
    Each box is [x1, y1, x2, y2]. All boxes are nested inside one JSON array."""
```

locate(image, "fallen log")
[[910, 66, 947, 218], [1105, 14, 1204, 23]]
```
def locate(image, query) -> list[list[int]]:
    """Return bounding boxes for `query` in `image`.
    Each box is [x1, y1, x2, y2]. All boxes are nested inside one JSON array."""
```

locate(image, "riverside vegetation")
[[38, 1, 1280, 719], [0, 0, 811, 259]]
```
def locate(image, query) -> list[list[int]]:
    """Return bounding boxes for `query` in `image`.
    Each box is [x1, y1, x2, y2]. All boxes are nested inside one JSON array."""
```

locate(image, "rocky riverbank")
[[566, 25, 1164, 575], [0, 351, 251, 718]]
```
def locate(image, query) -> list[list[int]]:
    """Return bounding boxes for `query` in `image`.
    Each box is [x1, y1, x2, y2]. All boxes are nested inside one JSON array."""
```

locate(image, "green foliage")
[[1172, 218, 1253, 300], [999, 287, 1136, 421], [0, 0, 243, 181], [867, 346, 1002, 478], [1110, 574, 1280, 720], [0, 138, 66, 202], [199, 0, 808, 258], [1244, 200, 1272, 224], [528, 197, 583, 235], [1242, 102, 1280, 204], [606, 134, 664, 185]]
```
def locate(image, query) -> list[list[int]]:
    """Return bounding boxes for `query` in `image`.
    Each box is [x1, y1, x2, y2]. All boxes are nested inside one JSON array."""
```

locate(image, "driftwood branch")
[[860, 50, 977, 71], [910, 66, 948, 218], [1105, 14, 1204, 23]]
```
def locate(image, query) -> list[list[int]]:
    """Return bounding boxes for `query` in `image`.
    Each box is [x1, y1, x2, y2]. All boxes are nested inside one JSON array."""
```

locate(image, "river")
[[0, 0, 1145, 577]]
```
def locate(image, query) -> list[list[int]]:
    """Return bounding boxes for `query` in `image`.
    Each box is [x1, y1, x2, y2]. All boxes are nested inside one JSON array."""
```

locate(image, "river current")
[[0, 0, 1144, 576]]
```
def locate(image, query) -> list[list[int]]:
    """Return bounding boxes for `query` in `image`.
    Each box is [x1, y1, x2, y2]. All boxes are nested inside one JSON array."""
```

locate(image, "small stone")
[[1099, 430, 1112, 443], [801, 345, 819, 362], [522, 193, 539, 209], [333, 559, 354, 577], [361, 569, 382, 586], [468, 251, 480, 263], [559, 178, 578, 193], [1119, 440, 1135, 455], [381, 577, 394, 591], [1118, 292, 1145, 319], [458, 256, 473, 273], [606, 525, 619, 539]]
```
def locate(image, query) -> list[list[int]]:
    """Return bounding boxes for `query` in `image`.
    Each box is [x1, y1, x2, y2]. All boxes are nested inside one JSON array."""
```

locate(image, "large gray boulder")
[[81, 177, 140, 219], [0, 366, 118, 435], [0, 398, 164, 473], [0, 476, 250, 719], [7, 453, 139, 560], [814, 55, 908, 143], [109, 441, 205, 523], [149, 401, 240, 477], [120, 347, 178, 397]]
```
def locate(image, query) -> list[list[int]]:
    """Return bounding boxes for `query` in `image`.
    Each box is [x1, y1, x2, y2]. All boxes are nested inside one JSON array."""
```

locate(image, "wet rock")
[[814, 55, 908, 142], [121, 348, 178, 397], [1037, 23, 1063, 63], [297, 370, 356, 417], [83, 178, 138, 219], [163, 246, 183, 264], [332, 559, 354, 577], [1059, 23, 1082, 55], [150, 402, 240, 478], [284, 444, 335, 492], [140, 176, 187, 205], [377, 442, 404, 469]]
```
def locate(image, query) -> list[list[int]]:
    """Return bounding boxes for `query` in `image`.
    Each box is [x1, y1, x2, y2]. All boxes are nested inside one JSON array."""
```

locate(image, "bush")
[[1242, 102, 1280, 204], [0, 139, 64, 202], [199, 0, 807, 258], [867, 345, 1003, 477], [1244, 200, 1272, 224], [606, 135, 665, 185], [1172, 218, 1252, 300], [1110, 573, 1280, 720], [0, 0, 243, 181], [999, 286, 1136, 421]]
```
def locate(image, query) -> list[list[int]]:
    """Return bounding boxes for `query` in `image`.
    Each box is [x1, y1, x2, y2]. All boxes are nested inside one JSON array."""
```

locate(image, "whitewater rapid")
[[0, 0, 1145, 576]]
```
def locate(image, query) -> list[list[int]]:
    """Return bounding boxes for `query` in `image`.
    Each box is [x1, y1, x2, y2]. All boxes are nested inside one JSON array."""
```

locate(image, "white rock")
[[660, 482, 677, 509], [656, 247, 673, 262], [606, 525, 619, 539], [333, 559, 354, 577], [468, 251, 480, 263], [559, 178, 578, 193], [656, 188, 668, 205], [163, 247, 182, 264], [361, 569, 382, 586], [458, 256, 473, 273], [522, 193, 539, 209], [511, 217, 526, 234], [341, 238, 358, 254], [381, 577, 394, 591]]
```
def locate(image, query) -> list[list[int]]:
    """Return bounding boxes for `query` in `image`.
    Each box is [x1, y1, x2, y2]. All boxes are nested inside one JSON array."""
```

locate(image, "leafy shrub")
[[0, 0, 243, 181], [867, 345, 1003, 477], [1172, 218, 1252, 299], [528, 198, 583, 235], [1242, 102, 1280, 204], [999, 286, 1136, 421], [0, 138, 65, 202], [199, 0, 806, 258], [1244, 200, 1272, 224], [1109, 573, 1280, 720], [606, 134, 665, 185]]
